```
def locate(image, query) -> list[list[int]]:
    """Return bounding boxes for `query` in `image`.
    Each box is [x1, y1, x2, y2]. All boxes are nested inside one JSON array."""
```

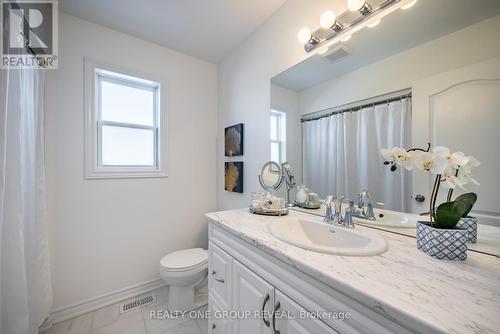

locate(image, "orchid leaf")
[[435, 201, 466, 229], [455, 192, 477, 218]]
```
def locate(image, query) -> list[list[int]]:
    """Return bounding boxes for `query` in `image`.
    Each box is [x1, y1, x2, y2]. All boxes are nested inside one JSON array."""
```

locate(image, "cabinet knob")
[[415, 194, 425, 203]]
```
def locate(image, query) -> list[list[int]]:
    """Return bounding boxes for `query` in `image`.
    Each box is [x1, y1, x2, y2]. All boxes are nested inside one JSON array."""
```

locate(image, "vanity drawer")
[[209, 241, 232, 309]]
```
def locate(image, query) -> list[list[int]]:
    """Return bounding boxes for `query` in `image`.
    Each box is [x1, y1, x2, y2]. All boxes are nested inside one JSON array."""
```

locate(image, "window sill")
[[84, 168, 168, 180]]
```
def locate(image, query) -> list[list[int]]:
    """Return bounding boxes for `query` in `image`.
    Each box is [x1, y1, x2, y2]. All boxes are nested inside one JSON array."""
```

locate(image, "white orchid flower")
[[414, 152, 449, 174], [381, 147, 414, 170], [432, 146, 449, 157], [458, 172, 480, 186], [433, 146, 470, 168], [466, 156, 481, 168], [398, 150, 414, 170], [456, 155, 480, 186], [458, 161, 480, 185], [449, 151, 469, 167], [381, 147, 403, 162], [441, 166, 464, 189]]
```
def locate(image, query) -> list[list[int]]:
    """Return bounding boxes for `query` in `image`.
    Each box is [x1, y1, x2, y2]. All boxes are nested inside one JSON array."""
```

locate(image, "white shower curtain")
[[0, 67, 52, 334], [303, 98, 411, 211]]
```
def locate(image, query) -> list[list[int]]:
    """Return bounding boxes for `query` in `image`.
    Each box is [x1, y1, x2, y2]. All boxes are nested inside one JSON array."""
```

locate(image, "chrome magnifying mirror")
[[258, 161, 284, 193]]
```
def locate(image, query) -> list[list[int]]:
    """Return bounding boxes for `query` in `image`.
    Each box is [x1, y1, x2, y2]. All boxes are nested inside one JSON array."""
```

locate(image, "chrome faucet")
[[352, 190, 376, 220], [323, 196, 354, 228], [323, 195, 335, 223]]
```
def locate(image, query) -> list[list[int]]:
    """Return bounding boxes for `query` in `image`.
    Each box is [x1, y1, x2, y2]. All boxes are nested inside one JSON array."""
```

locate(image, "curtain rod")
[[300, 88, 412, 123]]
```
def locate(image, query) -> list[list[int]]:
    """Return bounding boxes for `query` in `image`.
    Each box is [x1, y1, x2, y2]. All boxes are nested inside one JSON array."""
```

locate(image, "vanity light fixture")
[[320, 10, 343, 32], [347, 0, 372, 15], [297, 0, 406, 52], [367, 19, 381, 28], [297, 27, 319, 46], [401, 0, 417, 10]]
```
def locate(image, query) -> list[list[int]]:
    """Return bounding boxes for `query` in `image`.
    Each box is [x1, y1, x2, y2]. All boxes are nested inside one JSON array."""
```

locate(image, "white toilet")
[[160, 248, 208, 311]]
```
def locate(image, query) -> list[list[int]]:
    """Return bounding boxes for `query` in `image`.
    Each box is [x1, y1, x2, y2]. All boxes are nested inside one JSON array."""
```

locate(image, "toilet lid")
[[161, 248, 208, 270]]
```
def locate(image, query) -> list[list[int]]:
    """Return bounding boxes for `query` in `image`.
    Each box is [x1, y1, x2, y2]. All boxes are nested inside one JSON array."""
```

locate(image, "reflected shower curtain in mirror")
[[0, 68, 52, 334], [302, 98, 411, 211]]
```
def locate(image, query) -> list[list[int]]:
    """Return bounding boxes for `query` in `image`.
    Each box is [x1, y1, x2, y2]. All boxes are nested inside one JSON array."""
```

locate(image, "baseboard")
[[49, 277, 166, 324]]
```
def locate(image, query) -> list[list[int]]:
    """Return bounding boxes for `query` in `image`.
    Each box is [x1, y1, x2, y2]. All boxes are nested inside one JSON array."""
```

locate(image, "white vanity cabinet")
[[208, 220, 419, 334], [209, 240, 338, 334]]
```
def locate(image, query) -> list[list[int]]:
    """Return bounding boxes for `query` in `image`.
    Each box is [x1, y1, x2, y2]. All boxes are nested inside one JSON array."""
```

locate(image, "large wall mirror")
[[269, 0, 500, 257]]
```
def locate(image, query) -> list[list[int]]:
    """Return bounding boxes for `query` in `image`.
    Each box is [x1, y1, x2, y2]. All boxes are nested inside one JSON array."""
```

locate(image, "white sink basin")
[[268, 218, 388, 256], [354, 209, 419, 228]]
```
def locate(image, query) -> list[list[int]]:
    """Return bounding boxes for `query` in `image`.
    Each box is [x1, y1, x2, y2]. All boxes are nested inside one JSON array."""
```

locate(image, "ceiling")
[[272, 0, 500, 91], [59, 0, 287, 63]]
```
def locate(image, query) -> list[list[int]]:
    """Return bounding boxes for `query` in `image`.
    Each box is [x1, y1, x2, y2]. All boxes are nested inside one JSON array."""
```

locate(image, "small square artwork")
[[225, 161, 243, 193], [225, 123, 244, 156]]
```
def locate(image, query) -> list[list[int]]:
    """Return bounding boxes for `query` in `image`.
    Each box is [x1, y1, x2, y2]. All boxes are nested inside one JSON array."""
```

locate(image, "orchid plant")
[[381, 144, 480, 228]]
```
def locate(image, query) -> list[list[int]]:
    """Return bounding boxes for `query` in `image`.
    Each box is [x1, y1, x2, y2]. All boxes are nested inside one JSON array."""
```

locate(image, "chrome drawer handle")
[[212, 270, 224, 283], [262, 293, 270, 327], [272, 301, 281, 334]]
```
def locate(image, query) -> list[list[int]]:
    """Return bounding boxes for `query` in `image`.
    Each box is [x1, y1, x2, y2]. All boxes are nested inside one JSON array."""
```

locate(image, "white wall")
[[217, 0, 340, 210], [45, 13, 217, 311], [270, 84, 302, 187], [218, 0, 500, 209], [299, 15, 500, 114]]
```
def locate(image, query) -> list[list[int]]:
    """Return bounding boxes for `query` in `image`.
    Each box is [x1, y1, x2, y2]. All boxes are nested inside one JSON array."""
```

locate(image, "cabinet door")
[[209, 242, 232, 309], [274, 290, 339, 334], [209, 297, 230, 334], [232, 261, 274, 334]]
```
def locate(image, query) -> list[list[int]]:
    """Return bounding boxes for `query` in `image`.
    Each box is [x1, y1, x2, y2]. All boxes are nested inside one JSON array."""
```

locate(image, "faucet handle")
[[343, 207, 354, 228], [366, 203, 375, 220], [334, 196, 343, 212], [356, 193, 363, 208]]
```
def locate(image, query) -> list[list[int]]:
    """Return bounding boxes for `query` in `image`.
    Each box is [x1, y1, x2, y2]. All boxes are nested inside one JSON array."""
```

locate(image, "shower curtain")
[[0, 67, 52, 334], [302, 98, 411, 211]]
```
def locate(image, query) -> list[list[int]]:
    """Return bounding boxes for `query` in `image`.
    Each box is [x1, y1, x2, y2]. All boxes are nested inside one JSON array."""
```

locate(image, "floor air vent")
[[119, 294, 156, 313]]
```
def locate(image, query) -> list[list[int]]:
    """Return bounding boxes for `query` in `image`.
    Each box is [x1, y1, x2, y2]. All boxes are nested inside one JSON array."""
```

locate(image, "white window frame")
[[270, 110, 286, 164], [84, 58, 168, 179]]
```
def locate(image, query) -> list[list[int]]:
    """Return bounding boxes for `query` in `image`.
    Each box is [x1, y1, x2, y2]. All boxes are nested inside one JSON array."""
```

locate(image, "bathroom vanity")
[[206, 209, 500, 334]]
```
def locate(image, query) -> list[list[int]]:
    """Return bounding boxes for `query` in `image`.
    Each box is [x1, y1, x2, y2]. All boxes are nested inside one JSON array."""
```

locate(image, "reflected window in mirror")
[[270, 110, 286, 164]]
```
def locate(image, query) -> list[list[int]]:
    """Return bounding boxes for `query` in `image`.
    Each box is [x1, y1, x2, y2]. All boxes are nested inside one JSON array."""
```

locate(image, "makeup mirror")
[[259, 161, 284, 193]]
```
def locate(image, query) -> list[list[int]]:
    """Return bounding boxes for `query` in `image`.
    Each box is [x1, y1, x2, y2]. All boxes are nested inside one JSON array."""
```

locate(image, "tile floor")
[[42, 286, 209, 334]]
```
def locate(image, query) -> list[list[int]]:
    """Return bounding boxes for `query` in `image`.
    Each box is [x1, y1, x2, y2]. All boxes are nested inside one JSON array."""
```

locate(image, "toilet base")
[[168, 285, 195, 311], [167, 284, 208, 312]]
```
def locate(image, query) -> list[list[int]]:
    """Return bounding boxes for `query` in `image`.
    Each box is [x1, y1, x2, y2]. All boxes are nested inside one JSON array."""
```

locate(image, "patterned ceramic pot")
[[455, 216, 478, 243], [416, 222, 468, 261]]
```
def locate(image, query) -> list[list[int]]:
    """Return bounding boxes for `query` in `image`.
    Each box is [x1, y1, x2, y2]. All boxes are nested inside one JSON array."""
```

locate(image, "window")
[[270, 110, 286, 164], [84, 59, 166, 178]]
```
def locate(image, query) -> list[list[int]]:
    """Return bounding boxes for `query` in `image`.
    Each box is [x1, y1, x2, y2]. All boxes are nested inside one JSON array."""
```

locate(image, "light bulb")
[[347, 0, 367, 12], [297, 27, 312, 44], [368, 19, 381, 28], [320, 10, 337, 29], [401, 0, 417, 10]]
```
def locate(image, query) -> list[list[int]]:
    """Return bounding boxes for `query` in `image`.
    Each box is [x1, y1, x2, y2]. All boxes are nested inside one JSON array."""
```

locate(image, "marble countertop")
[[206, 209, 500, 334]]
